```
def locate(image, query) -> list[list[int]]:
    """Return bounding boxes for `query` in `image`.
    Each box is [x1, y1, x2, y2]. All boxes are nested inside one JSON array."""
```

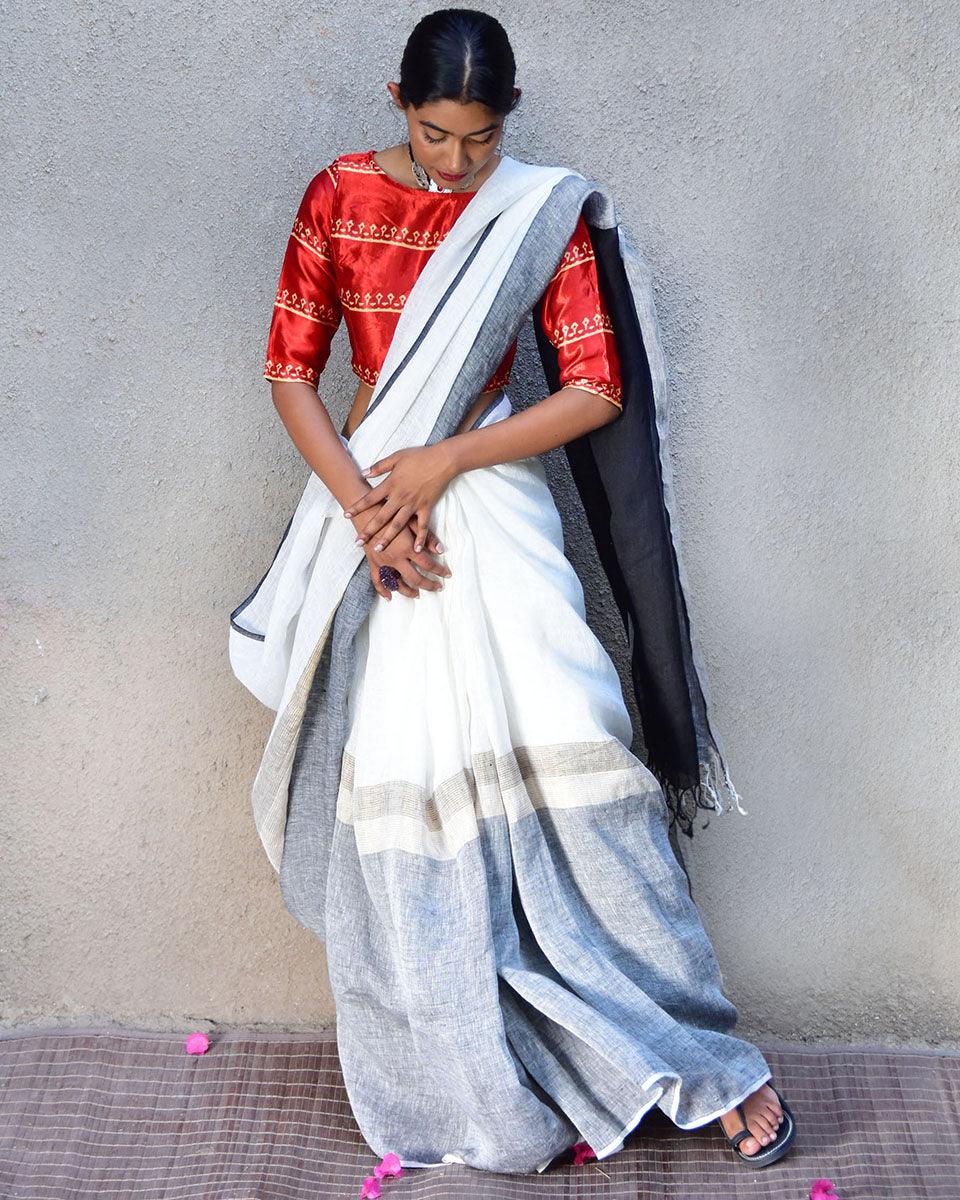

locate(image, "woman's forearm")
[[443, 386, 621, 476], [270, 379, 371, 510]]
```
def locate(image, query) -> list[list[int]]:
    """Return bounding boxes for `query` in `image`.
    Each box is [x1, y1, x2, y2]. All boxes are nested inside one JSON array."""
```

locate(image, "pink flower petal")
[[809, 1180, 838, 1199], [374, 1152, 404, 1179], [572, 1140, 597, 1165], [358, 1175, 381, 1199], [184, 1032, 209, 1055]]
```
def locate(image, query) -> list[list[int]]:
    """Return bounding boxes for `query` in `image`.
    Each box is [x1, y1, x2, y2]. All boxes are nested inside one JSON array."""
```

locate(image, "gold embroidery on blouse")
[[338, 160, 383, 176], [274, 289, 340, 326], [330, 216, 447, 251], [291, 217, 334, 264], [563, 377, 623, 407], [548, 238, 596, 282], [547, 310, 615, 349], [339, 288, 408, 314], [352, 361, 380, 385], [264, 359, 318, 384]]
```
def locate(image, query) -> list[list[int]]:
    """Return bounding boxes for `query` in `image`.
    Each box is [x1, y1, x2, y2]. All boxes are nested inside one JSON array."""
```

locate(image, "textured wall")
[[2, 1, 957, 1045]]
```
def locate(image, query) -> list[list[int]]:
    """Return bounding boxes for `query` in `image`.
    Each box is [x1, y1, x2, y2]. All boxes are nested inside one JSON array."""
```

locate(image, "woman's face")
[[387, 84, 512, 190]]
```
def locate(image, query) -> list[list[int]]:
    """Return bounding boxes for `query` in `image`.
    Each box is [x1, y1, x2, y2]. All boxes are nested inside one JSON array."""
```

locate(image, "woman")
[[231, 7, 797, 1177]]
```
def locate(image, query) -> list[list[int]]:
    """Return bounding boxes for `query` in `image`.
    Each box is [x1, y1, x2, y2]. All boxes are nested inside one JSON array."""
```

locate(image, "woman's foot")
[[718, 1083, 784, 1156]]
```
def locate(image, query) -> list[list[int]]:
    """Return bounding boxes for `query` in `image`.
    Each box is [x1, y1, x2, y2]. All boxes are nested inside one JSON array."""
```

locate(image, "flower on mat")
[[374, 1153, 404, 1179], [184, 1032, 209, 1055], [358, 1176, 381, 1198], [809, 1180, 838, 1199], [572, 1141, 596, 1165]]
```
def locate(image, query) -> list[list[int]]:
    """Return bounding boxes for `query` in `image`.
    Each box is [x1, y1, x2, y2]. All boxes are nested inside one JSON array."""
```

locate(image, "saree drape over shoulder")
[[228, 152, 767, 1174]]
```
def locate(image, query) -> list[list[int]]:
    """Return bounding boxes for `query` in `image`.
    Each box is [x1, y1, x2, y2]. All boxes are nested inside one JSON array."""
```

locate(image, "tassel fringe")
[[652, 742, 749, 839]]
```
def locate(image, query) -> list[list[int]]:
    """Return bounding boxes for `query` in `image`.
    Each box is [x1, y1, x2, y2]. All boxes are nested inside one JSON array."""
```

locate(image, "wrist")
[[438, 434, 465, 480]]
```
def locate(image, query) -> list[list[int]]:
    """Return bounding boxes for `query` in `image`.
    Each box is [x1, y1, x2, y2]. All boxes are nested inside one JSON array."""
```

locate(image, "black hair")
[[398, 8, 519, 116]]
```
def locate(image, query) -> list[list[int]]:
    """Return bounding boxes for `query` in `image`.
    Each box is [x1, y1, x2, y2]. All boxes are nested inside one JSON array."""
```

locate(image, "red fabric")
[[263, 150, 622, 407]]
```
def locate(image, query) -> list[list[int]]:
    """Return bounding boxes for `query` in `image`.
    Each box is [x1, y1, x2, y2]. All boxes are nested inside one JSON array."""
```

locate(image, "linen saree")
[[229, 154, 768, 1173]]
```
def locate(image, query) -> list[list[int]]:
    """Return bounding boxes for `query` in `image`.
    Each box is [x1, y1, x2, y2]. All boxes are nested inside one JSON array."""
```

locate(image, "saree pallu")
[[281, 392, 772, 1174]]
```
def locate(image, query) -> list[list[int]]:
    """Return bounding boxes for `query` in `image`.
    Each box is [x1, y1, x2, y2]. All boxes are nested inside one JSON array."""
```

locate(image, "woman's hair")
[[398, 8, 519, 116]]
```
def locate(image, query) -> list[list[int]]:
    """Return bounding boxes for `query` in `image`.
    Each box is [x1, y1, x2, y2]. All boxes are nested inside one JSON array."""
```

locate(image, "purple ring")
[[378, 565, 401, 592]]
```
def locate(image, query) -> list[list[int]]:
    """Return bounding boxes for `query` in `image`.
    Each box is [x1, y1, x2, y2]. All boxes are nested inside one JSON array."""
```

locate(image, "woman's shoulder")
[[334, 148, 378, 169], [316, 149, 380, 185], [292, 150, 383, 230], [296, 150, 381, 203], [296, 149, 364, 186]]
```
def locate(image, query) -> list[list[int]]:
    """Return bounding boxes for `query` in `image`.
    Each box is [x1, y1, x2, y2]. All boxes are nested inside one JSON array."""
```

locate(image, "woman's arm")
[[270, 379, 371, 513], [439, 383, 620, 475], [346, 384, 619, 552]]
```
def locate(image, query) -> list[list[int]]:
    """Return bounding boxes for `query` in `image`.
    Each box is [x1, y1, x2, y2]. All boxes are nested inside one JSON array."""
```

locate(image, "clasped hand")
[[344, 443, 455, 554], [343, 443, 457, 601]]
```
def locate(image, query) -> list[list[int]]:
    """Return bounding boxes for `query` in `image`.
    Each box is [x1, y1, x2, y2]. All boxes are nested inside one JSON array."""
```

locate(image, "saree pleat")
[[283, 400, 771, 1174]]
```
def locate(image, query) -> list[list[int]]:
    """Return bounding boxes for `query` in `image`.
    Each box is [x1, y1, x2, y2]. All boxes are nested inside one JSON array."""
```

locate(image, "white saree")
[[229, 154, 768, 1174]]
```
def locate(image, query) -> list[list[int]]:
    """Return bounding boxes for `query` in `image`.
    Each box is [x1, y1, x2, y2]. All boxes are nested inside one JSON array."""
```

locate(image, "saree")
[[229, 155, 769, 1173]]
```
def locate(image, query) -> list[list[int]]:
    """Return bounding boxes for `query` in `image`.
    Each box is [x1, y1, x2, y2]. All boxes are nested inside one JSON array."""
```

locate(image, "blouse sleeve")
[[536, 214, 623, 409], [262, 161, 343, 388]]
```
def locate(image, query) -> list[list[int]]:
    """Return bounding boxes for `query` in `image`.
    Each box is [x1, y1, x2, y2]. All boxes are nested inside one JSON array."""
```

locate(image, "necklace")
[[406, 141, 455, 192]]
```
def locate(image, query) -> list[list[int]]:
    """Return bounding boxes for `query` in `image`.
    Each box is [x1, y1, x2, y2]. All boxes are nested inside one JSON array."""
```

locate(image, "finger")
[[406, 523, 450, 575], [380, 555, 420, 597], [411, 545, 451, 579], [371, 555, 417, 600], [407, 558, 444, 591], [395, 562, 423, 596], [343, 486, 384, 519], [412, 510, 431, 554], [371, 507, 415, 553], [390, 576, 418, 599], [408, 519, 443, 557], [361, 455, 394, 479], [356, 500, 403, 545]]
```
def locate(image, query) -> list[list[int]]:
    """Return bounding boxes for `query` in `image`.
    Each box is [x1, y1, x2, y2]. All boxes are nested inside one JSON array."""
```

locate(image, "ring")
[[378, 565, 401, 592]]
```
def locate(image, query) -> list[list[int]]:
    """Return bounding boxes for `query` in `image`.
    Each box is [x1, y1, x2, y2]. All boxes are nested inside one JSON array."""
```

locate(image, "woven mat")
[[1, 1027, 958, 1198]]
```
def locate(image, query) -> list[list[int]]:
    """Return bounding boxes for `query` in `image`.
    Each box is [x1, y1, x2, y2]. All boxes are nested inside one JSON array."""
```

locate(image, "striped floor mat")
[[1, 1027, 958, 1198]]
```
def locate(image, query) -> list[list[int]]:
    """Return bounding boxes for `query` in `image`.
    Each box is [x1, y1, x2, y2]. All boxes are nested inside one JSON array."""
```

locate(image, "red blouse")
[[263, 150, 623, 409]]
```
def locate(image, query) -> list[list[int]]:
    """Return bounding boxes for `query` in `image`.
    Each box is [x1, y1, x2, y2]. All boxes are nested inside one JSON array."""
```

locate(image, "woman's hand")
[[362, 519, 451, 601], [346, 501, 447, 567], [344, 443, 456, 555]]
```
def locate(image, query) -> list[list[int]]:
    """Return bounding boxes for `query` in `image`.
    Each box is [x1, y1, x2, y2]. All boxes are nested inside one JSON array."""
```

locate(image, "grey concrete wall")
[[2, 1, 957, 1045]]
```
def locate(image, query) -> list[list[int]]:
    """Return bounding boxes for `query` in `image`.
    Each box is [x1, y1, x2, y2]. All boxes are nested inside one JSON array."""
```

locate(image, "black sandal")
[[716, 1084, 797, 1167]]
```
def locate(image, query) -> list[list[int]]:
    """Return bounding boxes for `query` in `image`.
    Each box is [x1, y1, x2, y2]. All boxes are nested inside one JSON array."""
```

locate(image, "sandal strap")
[[723, 1102, 752, 1147]]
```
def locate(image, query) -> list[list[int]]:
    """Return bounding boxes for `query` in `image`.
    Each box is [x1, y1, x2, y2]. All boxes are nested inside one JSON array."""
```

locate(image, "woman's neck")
[[373, 143, 501, 194]]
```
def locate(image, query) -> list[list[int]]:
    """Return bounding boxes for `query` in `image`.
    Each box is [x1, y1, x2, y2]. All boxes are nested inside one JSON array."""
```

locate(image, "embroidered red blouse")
[[263, 149, 623, 408]]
